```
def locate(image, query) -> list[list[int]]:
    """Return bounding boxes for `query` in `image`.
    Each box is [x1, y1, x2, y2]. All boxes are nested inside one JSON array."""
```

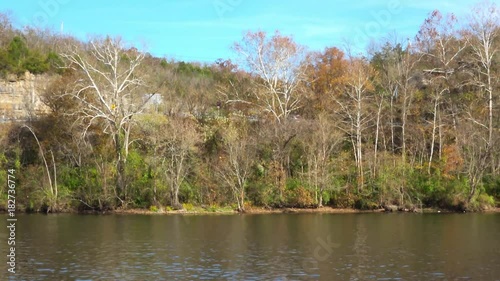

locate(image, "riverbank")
[[3, 205, 499, 215], [113, 206, 383, 215], [110, 206, 500, 215]]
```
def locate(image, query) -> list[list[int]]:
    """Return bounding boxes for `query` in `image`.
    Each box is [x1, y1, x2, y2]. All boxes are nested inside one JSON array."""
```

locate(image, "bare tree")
[[0, 12, 14, 48], [163, 118, 199, 209], [416, 10, 466, 173], [137, 114, 199, 209], [394, 42, 421, 163], [22, 125, 58, 212], [60, 36, 154, 204], [215, 119, 255, 212], [372, 83, 385, 177], [458, 116, 491, 206], [380, 46, 400, 156], [371, 38, 423, 207], [335, 57, 375, 191], [461, 1, 499, 201], [233, 30, 307, 123], [304, 113, 342, 207], [465, 1, 499, 171], [232, 31, 308, 203], [138, 114, 168, 207]]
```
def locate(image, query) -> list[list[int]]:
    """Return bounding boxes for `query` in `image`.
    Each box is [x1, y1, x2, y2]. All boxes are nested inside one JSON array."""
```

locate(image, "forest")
[[0, 2, 498, 213]]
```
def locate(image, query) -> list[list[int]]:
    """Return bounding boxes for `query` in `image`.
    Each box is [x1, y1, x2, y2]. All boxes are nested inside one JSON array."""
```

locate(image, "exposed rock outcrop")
[[0, 72, 52, 123]]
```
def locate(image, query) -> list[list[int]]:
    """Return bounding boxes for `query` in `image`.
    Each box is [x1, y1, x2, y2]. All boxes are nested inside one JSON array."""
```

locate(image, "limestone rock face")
[[0, 72, 52, 123]]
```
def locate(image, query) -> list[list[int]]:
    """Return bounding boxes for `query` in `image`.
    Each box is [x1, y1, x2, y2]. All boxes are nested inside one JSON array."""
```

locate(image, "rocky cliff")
[[0, 72, 52, 123]]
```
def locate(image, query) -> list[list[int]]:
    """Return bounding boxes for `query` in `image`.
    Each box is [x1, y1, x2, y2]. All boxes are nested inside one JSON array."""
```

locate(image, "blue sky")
[[1, 0, 480, 63]]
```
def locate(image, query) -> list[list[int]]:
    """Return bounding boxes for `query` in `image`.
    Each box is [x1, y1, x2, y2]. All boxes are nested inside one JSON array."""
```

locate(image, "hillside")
[[0, 5, 499, 214]]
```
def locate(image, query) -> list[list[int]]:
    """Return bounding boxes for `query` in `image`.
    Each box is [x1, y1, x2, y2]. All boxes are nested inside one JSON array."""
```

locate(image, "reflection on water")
[[0, 213, 499, 280], [350, 219, 368, 280]]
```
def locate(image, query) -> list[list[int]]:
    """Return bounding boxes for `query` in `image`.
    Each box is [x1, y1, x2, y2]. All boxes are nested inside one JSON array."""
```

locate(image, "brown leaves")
[[442, 144, 464, 178], [309, 47, 348, 96], [233, 30, 307, 123]]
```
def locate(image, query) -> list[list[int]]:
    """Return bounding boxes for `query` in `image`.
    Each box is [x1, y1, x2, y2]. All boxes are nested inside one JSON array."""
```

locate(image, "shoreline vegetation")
[[113, 206, 500, 215], [2, 206, 500, 215], [0, 3, 499, 215]]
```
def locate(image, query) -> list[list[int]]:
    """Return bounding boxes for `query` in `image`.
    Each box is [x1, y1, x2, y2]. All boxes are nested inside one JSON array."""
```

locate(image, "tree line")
[[0, 2, 498, 212]]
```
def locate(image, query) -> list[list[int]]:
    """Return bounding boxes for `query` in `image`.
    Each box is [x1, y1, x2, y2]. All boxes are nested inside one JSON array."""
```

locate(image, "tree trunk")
[[173, 186, 180, 206], [487, 69, 495, 175], [318, 187, 324, 208], [390, 94, 395, 154], [402, 91, 407, 163], [239, 188, 245, 212], [114, 133, 126, 202], [428, 97, 439, 174], [116, 158, 126, 200], [356, 92, 364, 192], [374, 96, 383, 176]]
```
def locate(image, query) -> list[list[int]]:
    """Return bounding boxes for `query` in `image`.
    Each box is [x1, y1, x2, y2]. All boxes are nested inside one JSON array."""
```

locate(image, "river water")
[[0, 213, 499, 280]]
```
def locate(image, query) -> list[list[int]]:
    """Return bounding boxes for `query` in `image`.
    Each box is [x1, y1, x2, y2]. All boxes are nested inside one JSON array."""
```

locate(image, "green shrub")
[[179, 181, 197, 203], [483, 175, 500, 200], [182, 203, 194, 211], [354, 197, 379, 210], [469, 193, 495, 211], [23, 52, 49, 74], [285, 179, 314, 207], [7, 36, 28, 66], [321, 190, 332, 206], [331, 192, 355, 208], [208, 204, 219, 212], [45, 51, 64, 73], [247, 182, 275, 207]]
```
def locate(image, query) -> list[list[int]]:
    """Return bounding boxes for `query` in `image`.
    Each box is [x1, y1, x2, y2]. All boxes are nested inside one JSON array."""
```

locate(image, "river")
[[0, 213, 499, 280]]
